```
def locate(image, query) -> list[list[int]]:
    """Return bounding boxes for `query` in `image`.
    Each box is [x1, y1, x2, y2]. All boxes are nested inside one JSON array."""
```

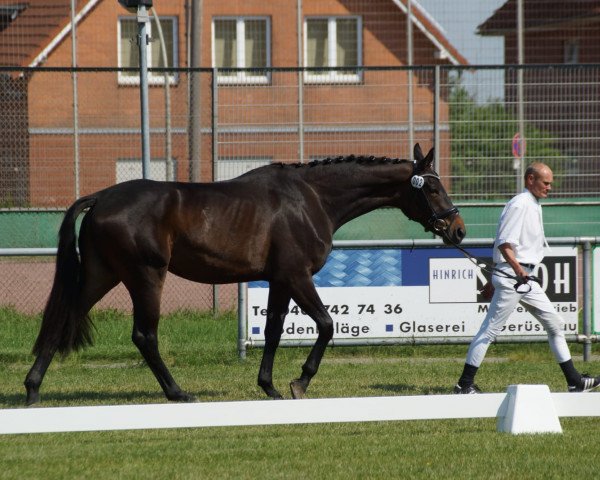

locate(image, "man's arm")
[[498, 242, 528, 280]]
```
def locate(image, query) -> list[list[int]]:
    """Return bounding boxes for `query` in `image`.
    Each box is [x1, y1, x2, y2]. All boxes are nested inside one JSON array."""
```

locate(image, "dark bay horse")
[[25, 144, 465, 404]]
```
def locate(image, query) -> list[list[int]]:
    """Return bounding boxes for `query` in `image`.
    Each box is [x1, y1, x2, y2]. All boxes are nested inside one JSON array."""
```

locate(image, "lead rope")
[[439, 230, 541, 291]]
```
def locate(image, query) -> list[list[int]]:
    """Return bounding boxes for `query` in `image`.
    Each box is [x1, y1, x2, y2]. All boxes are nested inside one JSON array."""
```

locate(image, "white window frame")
[[303, 16, 362, 84], [117, 16, 179, 86], [212, 16, 271, 85]]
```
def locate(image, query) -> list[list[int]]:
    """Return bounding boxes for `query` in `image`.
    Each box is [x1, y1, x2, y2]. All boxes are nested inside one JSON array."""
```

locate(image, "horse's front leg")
[[287, 279, 333, 399], [257, 282, 290, 399], [130, 282, 195, 403]]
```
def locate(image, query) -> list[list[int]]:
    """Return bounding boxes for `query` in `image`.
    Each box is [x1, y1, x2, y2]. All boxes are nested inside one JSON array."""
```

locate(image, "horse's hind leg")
[[25, 351, 57, 405], [257, 282, 291, 399], [287, 278, 334, 399], [25, 258, 118, 405], [127, 273, 195, 402]]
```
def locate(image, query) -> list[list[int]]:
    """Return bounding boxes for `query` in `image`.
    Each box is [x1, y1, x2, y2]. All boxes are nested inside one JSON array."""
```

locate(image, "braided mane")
[[273, 155, 409, 169]]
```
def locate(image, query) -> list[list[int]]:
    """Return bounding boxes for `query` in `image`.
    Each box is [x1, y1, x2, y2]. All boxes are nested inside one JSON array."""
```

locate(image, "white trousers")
[[465, 263, 571, 367]]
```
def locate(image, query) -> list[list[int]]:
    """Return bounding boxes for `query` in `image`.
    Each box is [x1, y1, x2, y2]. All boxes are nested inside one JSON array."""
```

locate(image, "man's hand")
[[516, 274, 530, 284], [498, 243, 528, 278]]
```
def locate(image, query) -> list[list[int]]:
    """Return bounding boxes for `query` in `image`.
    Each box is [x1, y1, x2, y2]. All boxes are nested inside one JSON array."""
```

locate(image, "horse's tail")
[[32, 195, 98, 357]]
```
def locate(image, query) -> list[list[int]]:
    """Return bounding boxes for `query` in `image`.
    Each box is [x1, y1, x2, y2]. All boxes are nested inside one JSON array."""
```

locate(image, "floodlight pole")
[[137, 4, 151, 179]]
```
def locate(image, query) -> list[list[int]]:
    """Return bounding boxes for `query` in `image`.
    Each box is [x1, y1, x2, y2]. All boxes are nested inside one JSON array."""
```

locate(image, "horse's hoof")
[[259, 382, 284, 399], [289, 380, 306, 399], [25, 389, 40, 406], [168, 392, 197, 403]]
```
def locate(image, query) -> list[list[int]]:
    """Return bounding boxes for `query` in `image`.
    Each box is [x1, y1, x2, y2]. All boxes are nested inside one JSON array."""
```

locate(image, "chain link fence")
[[1, 64, 599, 313], [2, 65, 599, 205]]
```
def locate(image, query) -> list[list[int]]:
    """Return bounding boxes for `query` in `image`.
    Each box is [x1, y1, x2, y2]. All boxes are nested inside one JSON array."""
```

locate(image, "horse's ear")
[[424, 147, 435, 169], [413, 143, 423, 161], [414, 145, 434, 172]]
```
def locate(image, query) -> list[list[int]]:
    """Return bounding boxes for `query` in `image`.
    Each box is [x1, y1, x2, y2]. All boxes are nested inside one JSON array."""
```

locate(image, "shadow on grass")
[[370, 383, 453, 395], [0, 388, 227, 408]]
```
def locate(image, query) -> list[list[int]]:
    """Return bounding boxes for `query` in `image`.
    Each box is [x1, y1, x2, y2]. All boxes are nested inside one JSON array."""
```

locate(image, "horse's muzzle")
[[434, 212, 466, 245], [436, 212, 467, 245]]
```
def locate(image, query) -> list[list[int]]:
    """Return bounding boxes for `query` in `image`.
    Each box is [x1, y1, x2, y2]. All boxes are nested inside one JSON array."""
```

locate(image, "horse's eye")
[[425, 182, 439, 195]]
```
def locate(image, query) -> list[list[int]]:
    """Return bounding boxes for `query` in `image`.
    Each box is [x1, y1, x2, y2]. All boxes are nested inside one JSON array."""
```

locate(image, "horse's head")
[[400, 144, 466, 245]]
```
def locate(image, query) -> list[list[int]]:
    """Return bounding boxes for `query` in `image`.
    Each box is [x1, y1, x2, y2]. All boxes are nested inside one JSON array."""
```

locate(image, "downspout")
[[151, 8, 173, 181]]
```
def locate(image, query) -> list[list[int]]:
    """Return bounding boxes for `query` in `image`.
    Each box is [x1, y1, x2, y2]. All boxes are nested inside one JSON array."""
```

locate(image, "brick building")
[[478, 0, 600, 193], [0, 0, 467, 207]]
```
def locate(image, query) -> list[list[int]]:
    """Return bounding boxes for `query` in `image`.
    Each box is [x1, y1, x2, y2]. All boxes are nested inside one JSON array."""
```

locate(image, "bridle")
[[410, 171, 459, 235]]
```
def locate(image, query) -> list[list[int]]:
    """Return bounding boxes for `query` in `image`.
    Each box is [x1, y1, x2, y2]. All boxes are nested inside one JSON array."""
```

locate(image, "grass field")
[[1, 307, 600, 479]]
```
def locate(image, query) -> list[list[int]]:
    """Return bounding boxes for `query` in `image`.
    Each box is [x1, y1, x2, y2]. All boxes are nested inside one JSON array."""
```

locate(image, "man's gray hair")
[[524, 165, 537, 180], [524, 162, 547, 181]]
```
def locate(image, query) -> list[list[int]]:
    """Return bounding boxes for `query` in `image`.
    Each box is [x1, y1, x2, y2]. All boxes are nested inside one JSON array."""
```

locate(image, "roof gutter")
[[28, 0, 102, 68], [479, 13, 600, 36]]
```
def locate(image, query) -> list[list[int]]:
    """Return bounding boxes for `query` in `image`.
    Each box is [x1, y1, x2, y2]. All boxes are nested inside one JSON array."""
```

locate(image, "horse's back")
[[78, 172, 333, 284]]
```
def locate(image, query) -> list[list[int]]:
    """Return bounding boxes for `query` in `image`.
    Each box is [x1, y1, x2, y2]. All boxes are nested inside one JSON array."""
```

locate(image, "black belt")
[[519, 263, 535, 269]]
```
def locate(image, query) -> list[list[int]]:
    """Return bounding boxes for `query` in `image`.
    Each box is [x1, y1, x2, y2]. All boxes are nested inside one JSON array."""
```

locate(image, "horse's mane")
[[272, 155, 410, 169]]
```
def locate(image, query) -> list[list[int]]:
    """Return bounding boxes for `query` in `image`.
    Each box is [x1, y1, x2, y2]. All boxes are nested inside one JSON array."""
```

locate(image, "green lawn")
[[1, 308, 599, 479]]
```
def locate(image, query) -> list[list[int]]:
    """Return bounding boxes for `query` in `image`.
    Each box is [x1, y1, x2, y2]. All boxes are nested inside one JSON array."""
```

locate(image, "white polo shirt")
[[492, 189, 546, 265]]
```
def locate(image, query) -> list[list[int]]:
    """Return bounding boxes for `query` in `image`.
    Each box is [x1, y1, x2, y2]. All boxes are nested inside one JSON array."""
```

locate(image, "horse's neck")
[[307, 161, 412, 230]]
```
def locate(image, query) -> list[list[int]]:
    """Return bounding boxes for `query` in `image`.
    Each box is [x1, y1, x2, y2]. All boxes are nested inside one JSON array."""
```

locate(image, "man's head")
[[524, 162, 553, 199]]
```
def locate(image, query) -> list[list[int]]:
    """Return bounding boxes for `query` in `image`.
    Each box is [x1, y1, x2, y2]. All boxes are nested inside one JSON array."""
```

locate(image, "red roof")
[[478, 0, 600, 35], [0, 0, 94, 67], [394, 0, 468, 65]]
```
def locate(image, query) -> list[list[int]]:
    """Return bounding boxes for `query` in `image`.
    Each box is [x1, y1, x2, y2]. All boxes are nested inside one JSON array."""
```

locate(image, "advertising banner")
[[247, 246, 578, 343]]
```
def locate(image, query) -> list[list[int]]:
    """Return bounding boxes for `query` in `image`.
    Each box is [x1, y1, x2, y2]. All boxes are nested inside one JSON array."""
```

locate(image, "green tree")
[[449, 84, 564, 200]]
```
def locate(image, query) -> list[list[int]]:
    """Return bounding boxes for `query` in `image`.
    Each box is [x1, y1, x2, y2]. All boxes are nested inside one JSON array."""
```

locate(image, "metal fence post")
[[433, 65, 440, 171], [583, 241, 592, 361], [188, 0, 202, 183], [297, 0, 305, 163], [238, 282, 247, 359], [212, 67, 219, 314], [211, 67, 218, 178], [516, 0, 525, 192], [406, 0, 414, 154], [70, 0, 80, 198]]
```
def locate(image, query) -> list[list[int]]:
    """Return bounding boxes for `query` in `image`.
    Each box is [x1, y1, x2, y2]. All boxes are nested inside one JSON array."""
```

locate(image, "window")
[[215, 157, 272, 181], [118, 16, 178, 85], [564, 40, 579, 64], [212, 17, 270, 84], [304, 16, 362, 83]]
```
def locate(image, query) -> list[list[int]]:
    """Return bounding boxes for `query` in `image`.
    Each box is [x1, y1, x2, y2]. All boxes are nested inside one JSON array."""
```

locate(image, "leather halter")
[[410, 171, 459, 234]]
